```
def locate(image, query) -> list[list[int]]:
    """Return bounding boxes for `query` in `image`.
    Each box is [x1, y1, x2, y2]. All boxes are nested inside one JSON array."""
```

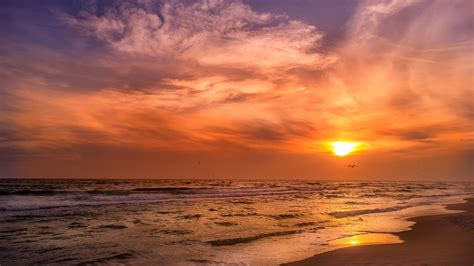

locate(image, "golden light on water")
[[329, 141, 360, 157], [349, 240, 360, 245], [330, 233, 403, 248]]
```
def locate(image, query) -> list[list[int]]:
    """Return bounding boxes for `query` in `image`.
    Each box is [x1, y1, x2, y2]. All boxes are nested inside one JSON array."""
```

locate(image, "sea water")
[[0, 179, 472, 265]]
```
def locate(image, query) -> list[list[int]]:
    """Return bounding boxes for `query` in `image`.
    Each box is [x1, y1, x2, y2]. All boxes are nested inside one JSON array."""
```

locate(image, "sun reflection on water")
[[330, 233, 402, 248], [349, 240, 360, 245]]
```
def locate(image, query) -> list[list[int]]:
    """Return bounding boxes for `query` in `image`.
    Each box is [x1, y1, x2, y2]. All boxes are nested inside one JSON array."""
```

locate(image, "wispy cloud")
[[62, 0, 337, 70]]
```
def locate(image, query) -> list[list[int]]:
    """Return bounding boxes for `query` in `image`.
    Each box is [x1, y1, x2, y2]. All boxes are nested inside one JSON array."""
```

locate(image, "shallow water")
[[0, 179, 472, 265]]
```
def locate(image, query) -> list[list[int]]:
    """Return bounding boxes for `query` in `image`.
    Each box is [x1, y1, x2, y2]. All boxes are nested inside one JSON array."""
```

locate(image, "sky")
[[0, 0, 473, 180]]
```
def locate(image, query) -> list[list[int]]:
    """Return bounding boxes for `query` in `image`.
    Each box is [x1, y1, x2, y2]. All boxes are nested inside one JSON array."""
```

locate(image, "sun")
[[330, 141, 359, 157]]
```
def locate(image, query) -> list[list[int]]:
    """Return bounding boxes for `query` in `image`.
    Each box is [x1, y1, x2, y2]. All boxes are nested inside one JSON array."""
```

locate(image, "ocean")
[[0, 179, 472, 265]]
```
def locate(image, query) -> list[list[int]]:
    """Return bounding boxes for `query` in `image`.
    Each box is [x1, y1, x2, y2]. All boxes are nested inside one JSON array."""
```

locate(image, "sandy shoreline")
[[285, 198, 474, 266]]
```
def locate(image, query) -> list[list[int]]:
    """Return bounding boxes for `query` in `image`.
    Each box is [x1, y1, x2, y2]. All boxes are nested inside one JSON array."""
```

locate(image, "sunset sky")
[[1, 0, 473, 180]]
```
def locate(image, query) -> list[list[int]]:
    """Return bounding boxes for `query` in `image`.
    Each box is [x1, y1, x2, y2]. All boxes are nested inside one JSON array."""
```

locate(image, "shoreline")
[[285, 198, 474, 266]]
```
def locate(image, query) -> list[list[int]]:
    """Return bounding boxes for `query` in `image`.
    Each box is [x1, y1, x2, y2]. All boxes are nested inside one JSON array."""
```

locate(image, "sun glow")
[[349, 240, 360, 245], [330, 141, 359, 157], [330, 233, 403, 248]]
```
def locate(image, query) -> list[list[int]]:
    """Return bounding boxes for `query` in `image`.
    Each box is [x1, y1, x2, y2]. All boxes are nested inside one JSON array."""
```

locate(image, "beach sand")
[[285, 198, 474, 266]]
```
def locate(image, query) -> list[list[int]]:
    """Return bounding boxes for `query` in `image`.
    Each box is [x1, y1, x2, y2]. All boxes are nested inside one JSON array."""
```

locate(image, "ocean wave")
[[0, 188, 313, 211], [77, 251, 136, 265], [1, 180, 472, 212], [268, 213, 302, 220], [94, 224, 127, 230], [0, 187, 206, 196], [0, 190, 73, 196], [131, 187, 209, 193], [206, 230, 304, 246], [328, 205, 410, 218]]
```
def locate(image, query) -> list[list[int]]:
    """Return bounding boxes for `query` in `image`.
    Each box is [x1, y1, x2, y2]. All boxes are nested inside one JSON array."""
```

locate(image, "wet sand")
[[286, 198, 474, 266]]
